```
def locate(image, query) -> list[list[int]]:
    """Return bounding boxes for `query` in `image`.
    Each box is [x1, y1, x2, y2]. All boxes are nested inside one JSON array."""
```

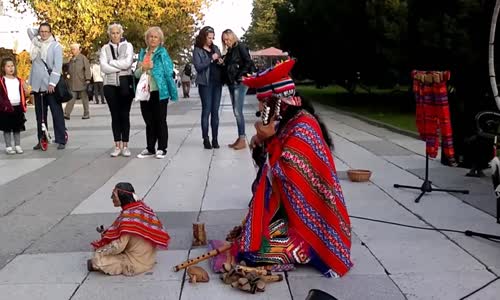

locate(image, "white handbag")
[[134, 73, 150, 101]]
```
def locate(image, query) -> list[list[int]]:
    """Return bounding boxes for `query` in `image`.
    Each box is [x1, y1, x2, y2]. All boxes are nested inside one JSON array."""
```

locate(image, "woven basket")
[[347, 169, 372, 182]]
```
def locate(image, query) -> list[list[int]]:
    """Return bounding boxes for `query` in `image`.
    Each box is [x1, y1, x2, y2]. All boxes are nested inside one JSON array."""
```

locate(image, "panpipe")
[[234, 265, 272, 276], [412, 70, 451, 84], [172, 243, 232, 272]]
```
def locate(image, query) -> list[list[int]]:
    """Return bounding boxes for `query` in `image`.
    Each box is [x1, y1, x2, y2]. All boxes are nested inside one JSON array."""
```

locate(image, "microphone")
[[255, 111, 261, 117]]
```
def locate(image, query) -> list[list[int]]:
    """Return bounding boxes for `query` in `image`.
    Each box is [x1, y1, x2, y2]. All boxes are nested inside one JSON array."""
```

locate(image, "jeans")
[[104, 85, 133, 142], [228, 83, 248, 137], [93, 82, 105, 103], [199, 83, 222, 141], [34, 92, 66, 144], [182, 81, 191, 98], [140, 91, 169, 153]]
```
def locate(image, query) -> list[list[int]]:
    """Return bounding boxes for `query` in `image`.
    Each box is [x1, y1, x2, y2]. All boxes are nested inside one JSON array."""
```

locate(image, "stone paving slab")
[[0, 158, 55, 185], [198, 209, 247, 226], [0, 252, 88, 284], [397, 191, 500, 234], [72, 281, 181, 300], [341, 179, 427, 225], [86, 250, 187, 283], [408, 167, 496, 217], [357, 140, 415, 156], [0, 214, 60, 256], [467, 278, 500, 300], [353, 221, 485, 274], [11, 151, 131, 217], [180, 248, 292, 299], [163, 228, 193, 250], [0, 253, 16, 270], [0, 148, 127, 216], [390, 271, 497, 300], [71, 152, 181, 214], [332, 133, 426, 190], [444, 233, 500, 271], [288, 274, 405, 300], [389, 138, 428, 156], [0, 284, 78, 300], [145, 132, 213, 212], [25, 212, 201, 254], [288, 235, 385, 277], [202, 148, 255, 211], [382, 154, 442, 170], [327, 123, 382, 142]]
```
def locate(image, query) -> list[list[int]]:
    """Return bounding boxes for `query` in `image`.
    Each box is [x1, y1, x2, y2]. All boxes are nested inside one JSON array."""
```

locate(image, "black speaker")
[[305, 289, 338, 300]]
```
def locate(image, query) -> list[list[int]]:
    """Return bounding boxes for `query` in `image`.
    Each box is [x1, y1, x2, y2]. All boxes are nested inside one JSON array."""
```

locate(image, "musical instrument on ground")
[[172, 243, 232, 272]]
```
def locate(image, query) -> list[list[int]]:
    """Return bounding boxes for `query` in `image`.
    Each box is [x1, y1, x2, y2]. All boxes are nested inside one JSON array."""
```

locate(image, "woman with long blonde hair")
[[221, 29, 254, 150]]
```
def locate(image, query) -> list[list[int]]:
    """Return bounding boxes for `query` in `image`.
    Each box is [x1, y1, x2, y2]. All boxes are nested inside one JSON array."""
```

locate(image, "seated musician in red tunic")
[[229, 59, 353, 277], [88, 182, 170, 276]]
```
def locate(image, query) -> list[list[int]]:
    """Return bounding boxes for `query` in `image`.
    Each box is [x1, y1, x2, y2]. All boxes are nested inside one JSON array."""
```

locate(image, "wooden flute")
[[173, 243, 232, 272]]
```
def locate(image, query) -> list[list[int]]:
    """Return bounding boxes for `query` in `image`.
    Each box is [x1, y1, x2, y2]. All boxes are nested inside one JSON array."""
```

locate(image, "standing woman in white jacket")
[[100, 23, 134, 157]]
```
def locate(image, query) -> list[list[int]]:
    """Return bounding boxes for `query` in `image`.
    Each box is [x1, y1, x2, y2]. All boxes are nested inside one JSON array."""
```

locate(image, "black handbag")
[[42, 60, 72, 103], [118, 75, 133, 98]]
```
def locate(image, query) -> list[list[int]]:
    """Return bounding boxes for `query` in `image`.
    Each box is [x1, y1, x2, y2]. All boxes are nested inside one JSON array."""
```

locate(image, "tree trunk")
[[489, 0, 500, 110]]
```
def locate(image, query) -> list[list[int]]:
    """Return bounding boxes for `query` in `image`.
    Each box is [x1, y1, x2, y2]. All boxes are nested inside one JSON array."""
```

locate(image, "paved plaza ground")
[[0, 88, 499, 299]]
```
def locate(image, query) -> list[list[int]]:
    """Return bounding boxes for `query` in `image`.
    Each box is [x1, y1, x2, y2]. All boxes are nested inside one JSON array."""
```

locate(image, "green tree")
[[366, 0, 408, 86], [275, 0, 370, 86], [10, 0, 207, 59], [243, 0, 286, 50]]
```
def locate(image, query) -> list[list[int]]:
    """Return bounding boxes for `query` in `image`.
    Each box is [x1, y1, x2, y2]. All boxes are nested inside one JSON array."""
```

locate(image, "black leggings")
[[104, 85, 133, 142]]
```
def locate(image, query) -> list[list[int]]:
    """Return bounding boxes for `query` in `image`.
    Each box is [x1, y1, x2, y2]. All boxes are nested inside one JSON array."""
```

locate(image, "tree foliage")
[[15, 50, 31, 80], [366, 0, 408, 85], [276, 0, 368, 86], [10, 0, 208, 60], [273, 0, 495, 89], [243, 0, 286, 50]]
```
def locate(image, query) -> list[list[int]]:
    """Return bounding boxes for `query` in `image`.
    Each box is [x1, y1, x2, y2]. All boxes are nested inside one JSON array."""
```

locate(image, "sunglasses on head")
[[206, 27, 214, 33]]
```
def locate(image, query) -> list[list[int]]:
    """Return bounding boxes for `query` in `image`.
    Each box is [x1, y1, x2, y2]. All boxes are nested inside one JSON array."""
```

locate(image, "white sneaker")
[[121, 147, 131, 157], [156, 150, 166, 159], [5, 147, 15, 155], [137, 149, 155, 159], [14, 145, 23, 154], [110, 147, 121, 157]]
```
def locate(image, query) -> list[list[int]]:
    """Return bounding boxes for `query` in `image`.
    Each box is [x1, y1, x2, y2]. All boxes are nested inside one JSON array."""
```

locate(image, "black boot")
[[203, 138, 212, 149], [212, 139, 220, 149], [466, 167, 486, 177], [87, 259, 96, 272]]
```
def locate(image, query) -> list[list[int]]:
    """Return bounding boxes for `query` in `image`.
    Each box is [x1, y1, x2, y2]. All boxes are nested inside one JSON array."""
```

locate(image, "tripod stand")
[[394, 154, 470, 203]]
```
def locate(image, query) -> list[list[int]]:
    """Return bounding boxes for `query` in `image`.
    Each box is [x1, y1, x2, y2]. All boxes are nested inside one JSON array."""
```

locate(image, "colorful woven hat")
[[243, 59, 301, 106]]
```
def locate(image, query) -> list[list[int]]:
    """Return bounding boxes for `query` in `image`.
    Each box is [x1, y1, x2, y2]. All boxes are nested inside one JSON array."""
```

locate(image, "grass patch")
[[298, 85, 418, 133]]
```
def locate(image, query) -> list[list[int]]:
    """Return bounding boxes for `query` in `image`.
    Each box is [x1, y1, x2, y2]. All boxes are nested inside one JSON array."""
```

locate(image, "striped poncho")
[[238, 110, 353, 277], [91, 201, 170, 249]]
